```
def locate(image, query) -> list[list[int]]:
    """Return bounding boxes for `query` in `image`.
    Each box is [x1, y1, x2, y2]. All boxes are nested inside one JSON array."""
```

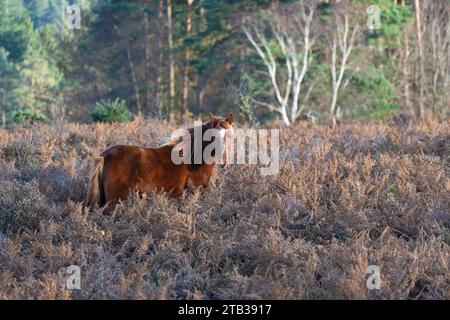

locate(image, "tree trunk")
[[167, 0, 175, 118], [143, 10, 151, 113], [329, 35, 338, 117], [403, 31, 411, 113], [196, 81, 204, 112], [328, 13, 355, 123], [431, 18, 438, 115], [157, 0, 164, 118], [415, 0, 425, 117], [196, 3, 206, 111], [114, 25, 142, 117], [182, 0, 194, 114], [126, 45, 142, 117]]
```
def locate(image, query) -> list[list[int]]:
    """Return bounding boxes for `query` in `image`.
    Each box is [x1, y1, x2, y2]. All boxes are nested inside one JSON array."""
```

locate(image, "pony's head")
[[209, 113, 234, 130], [209, 113, 234, 166], [167, 113, 235, 167]]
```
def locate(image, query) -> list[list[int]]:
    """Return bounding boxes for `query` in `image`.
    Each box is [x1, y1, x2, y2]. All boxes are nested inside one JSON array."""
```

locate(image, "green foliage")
[[236, 90, 260, 127], [0, 0, 63, 117], [10, 108, 48, 124], [0, 47, 22, 112], [334, 0, 411, 121], [345, 67, 400, 121], [351, 101, 401, 121], [17, 32, 64, 111], [91, 98, 132, 123], [304, 109, 327, 123], [0, 0, 446, 124], [23, 0, 68, 30], [365, 0, 414, 80], [0, 1, 31, 113], [360, 0, 413, 40], [0, 0, 33, 64]]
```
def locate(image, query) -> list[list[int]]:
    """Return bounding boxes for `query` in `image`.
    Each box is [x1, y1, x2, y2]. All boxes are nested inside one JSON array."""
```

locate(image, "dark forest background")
[[1, 0, 449, 126]]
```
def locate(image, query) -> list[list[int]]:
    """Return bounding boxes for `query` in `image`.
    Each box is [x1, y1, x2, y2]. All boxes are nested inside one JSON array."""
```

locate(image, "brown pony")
[[85, 113, 234, 214]]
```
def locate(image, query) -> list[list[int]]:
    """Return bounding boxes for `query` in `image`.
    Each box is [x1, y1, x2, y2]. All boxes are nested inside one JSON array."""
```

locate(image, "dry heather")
[[0, 115, 449, 300]]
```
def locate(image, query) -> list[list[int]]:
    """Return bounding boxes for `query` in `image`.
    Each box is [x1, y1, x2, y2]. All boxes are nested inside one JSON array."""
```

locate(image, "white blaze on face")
[[219, 128, 226, 144], [220, 125, 234, 165], [219, 128, 226, 161], [201, 125, 234, 165]]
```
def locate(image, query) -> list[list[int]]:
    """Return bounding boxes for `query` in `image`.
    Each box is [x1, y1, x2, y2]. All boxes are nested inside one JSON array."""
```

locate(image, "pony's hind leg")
[[103, 182, 132, 215], [102, 201, 118, 215]]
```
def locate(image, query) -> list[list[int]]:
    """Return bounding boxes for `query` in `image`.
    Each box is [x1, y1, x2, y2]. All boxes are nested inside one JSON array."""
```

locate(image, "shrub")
[[0, 180, 50, 234], [10, 108, 48, 124], [91, 98, 132, 123], [2, 140, 39, 170]]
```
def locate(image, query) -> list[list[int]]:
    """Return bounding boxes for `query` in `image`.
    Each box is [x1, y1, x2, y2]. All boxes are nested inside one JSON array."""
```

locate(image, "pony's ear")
[[225, 113, 233, 124], [209, 113, 219, 127]]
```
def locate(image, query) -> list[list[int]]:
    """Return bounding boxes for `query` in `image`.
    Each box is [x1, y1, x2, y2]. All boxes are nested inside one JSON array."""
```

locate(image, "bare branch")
[[243, 1, 316, 125]]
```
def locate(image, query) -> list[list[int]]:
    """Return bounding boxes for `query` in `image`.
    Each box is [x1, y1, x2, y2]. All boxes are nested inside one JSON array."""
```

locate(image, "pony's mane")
[[162, 121, 217, 167], [162, 121, 212, 147], [162, 136, 183, 147]]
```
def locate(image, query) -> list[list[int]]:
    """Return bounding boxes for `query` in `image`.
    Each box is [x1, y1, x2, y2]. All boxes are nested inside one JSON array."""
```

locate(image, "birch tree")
[[426, 1, 450, 114], [243, 1, 316, 126], [327, 6, 357, 126]]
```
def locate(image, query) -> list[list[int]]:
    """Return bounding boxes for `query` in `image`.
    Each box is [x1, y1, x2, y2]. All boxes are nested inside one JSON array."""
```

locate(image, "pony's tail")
[[85, 157, 105, 209]]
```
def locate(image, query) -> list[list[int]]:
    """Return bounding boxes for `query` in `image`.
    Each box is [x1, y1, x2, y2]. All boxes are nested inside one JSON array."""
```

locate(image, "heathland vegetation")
[[0, 116, 449, 299], [0, 0, 449, 299]]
